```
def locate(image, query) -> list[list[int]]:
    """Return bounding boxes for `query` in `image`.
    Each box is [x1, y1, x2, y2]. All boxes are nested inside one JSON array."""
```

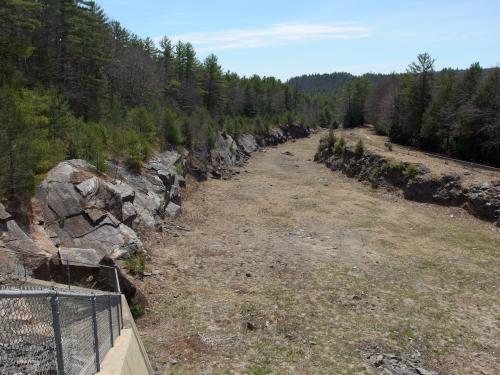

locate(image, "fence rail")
[[0, 246, 121, 293], [0, 286, 123, 375]]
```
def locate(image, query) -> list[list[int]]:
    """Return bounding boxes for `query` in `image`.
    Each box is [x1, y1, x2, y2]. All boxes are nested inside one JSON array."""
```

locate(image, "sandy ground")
[[137, 132, 499, 374], [335, 126, 500, 187]]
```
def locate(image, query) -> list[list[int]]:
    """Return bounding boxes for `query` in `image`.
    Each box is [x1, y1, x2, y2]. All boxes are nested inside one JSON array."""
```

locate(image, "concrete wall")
[[97, 295, 153, 375]]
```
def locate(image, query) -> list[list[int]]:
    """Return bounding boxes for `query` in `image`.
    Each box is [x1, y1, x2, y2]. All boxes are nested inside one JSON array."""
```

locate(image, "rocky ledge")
[[188, 123, 312, 180], [1, 149, 186, 301], [315, 137, 500, 227]]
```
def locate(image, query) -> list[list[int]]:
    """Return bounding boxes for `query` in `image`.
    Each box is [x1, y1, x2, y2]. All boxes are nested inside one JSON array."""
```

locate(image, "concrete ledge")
[[97, 295, 153, 375], [97, 329, 149, 375]]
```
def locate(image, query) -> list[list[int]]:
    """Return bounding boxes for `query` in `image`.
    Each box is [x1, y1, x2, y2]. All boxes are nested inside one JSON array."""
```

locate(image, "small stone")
[[371, 354, 384, 367], [416, 368, 437, 375], [351, 294, 361, 300]]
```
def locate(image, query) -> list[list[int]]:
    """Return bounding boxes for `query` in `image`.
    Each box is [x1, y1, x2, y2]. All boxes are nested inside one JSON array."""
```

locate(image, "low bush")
[[403, 164, 418, 179], [128, 296, 144, 318], [354, 139, 364, 157], [124, 253, 146, 275], [333, 137, 346, 155], [327, 129, 337, 151]]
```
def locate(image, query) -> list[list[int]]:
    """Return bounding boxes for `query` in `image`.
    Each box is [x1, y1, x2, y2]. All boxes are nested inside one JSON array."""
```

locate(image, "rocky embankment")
[[315, 136, 500, 227], [189, 123, 311, 180], [0, 124, 310, 303]]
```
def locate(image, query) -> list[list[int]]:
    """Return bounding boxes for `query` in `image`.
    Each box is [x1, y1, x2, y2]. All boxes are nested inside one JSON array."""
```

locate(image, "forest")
[[1, 0, 499, 202], [0, 0, 322, 199], [291, 55, 500, 167]]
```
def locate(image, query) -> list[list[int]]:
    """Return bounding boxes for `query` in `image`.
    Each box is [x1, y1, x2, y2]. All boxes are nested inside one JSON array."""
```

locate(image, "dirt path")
[[137, 132, 499, 374]]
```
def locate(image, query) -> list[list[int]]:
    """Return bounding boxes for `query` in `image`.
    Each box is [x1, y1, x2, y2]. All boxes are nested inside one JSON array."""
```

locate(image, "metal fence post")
[[113, 266, 121, 294], [91, 295, 100, 372], [108, 295, 114, 347], [66, 259, 71, 290], [22, 254, 27, 281], [50, 294, 65, 375], [116, 296, 121, 336], [119, 295, 124, 329]]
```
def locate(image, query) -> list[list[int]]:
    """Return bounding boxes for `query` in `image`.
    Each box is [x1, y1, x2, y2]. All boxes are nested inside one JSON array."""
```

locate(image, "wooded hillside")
[[288, 57, 500, 167], [0, 0, 322, 200]]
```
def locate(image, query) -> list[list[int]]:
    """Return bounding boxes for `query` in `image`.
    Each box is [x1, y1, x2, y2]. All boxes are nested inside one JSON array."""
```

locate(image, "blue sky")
[[98, 0, 500, 80]]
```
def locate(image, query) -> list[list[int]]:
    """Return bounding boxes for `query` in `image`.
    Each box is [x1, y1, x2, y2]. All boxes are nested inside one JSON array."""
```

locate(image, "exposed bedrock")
[[315, 137, 500, 224], [188, 123, 311, 180]]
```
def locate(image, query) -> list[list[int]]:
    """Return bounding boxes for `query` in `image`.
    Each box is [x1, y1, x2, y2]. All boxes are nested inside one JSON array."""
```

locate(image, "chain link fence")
[[0, 286, 123, 375], [0, 247, 121, 293]]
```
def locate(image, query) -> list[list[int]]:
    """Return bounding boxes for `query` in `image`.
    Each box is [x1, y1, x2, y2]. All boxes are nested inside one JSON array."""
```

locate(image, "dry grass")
[[137, 132, 500, 374]]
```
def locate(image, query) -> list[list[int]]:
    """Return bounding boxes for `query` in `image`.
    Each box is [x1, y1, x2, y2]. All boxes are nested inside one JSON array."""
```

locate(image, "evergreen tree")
[[401, 53, 435, 144], [421, 69, 456, 152], [203, 54, 224, 114]]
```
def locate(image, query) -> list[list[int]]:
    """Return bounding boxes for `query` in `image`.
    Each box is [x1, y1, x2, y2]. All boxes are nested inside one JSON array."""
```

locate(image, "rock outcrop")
[[1, 149, 187, 306], [190, 123, 311, 180], [0, 203, 51, 279], [38, 160, 143, 260], [36, 149, 186, 261], [315, 137, 500, 224]]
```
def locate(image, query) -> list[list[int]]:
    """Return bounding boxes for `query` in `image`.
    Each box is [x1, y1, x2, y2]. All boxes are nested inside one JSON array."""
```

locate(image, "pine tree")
[[0, 0, 40, 85], [475, 68, 500, 165], [395, 53, 435, 145], [203, 54, 224, 114], [421, 69, 456, 152]]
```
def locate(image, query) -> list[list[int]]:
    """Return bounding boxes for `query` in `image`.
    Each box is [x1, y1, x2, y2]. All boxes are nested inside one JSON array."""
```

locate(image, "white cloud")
[[166, 23, 371, 51]]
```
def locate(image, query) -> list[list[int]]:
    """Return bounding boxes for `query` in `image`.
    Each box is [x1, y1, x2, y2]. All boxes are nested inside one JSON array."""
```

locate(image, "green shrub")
[[175, 161, 184, 176], [126, 107, 155, 144], [124, 253, 146, 275], [124, 129, 152, 172], [354, 139, 364, 157], [162, 108, 183, 147], [128, 296, 144, 318], [333, 136, 346, 155], [207, 124, 217, 150], [327, 129, 336, 148], [387, 159, 406, 171], [403, 164, 418, 178], [430, 174, 441, 183]]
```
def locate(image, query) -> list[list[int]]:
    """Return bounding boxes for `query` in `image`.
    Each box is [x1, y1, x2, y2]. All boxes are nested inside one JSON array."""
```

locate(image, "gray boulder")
[[466, 184, 500, 221], [104, 180, 135, 203], [59, 247, 101, 265], [122, 202, 137, 225], [0, 205, 49, 276], [238, 134, 259, 155], [76, 177, 100, 198], [165, 202, 182, 219], [0, 203, 11, 221]]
